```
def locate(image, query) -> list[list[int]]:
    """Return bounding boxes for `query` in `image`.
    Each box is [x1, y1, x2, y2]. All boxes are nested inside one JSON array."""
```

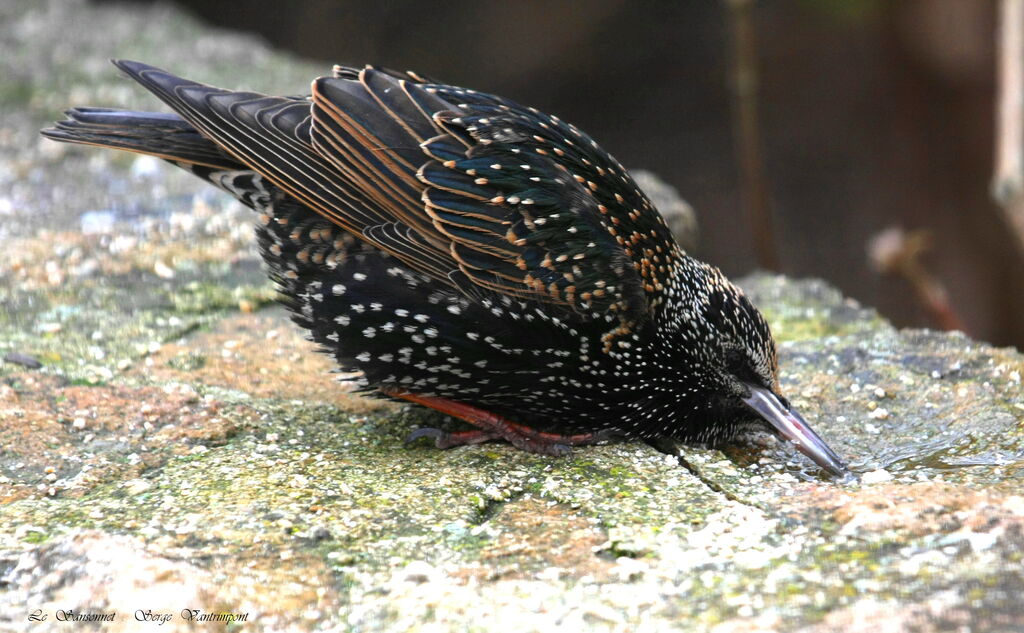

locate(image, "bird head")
[[658, 263, 850, 478]]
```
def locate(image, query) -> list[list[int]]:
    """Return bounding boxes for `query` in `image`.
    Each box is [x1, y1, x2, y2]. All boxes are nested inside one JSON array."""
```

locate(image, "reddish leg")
[[407, 427, 502, 448], [384, 388, 606, 456]]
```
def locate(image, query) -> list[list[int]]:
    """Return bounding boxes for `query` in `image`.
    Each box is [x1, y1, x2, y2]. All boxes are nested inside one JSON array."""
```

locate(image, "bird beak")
[[742, 384, 851, 479]]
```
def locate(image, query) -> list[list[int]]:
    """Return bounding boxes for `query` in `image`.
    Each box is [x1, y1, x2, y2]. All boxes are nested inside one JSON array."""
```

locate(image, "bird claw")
[[405, 427, 447, 447], [545, 443, 573, 457], [406, 426, 573, 455], [406, 427, 501, 449]]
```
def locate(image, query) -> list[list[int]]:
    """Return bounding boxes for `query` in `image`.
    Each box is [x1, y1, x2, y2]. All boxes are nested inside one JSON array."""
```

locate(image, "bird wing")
[[40, 107, 243, 171], [408, 70, 687, 322], [113, 60, 674, 323]]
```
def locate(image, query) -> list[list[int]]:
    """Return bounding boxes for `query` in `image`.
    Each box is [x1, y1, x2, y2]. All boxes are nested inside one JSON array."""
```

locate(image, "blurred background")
[[111, 0, 1024, 347]]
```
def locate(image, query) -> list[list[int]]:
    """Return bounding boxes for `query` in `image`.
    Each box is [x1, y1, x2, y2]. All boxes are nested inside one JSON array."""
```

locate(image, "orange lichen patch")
[[461, 496, 609, 580], [10, 531, 344, 631], [0, 373, 258, 501], [779, 482, 1024, 538], [131, 309, 394, 416], [220, 549, 341, 615]]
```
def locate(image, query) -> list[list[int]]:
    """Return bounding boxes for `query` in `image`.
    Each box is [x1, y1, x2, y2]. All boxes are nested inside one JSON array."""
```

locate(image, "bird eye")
[[724, 346, 745, 370], [724, 346, 758, 382]]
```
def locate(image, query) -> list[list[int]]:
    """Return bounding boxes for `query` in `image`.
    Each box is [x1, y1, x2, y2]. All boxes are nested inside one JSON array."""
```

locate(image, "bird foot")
[[385, 388, 605, 456], [406, 427, 501, 449]]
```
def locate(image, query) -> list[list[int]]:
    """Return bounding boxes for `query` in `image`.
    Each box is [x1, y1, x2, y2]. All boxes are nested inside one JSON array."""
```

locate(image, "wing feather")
[[108, 60, 668, 324]]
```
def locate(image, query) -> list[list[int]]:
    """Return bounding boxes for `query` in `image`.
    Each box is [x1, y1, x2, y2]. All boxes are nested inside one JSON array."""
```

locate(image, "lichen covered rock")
[[1, 1, 1022, 631]]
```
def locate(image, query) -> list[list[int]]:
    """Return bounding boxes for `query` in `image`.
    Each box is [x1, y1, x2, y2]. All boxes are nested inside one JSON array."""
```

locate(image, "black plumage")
[[41, 60, 848, 477]]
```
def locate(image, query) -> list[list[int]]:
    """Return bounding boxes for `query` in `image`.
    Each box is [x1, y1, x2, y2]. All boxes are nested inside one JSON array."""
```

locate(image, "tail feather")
[[40, 106, 243, 170]]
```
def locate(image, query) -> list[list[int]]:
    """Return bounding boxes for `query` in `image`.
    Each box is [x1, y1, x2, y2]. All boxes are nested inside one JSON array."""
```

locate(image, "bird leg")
[[384, 389, 603, 456], [406, 427, 502, 448]]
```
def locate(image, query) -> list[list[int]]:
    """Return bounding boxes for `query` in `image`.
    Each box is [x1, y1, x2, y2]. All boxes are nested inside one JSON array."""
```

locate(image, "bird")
[[41, 60, 849, 478]]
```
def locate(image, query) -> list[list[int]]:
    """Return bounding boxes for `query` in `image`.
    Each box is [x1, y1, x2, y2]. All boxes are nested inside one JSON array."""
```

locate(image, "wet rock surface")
[[2, 1, 1023, 631]]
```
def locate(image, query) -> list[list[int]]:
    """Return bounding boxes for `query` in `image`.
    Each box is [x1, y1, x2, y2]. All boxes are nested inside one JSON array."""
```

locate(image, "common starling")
[[42, 60, 849, 477]]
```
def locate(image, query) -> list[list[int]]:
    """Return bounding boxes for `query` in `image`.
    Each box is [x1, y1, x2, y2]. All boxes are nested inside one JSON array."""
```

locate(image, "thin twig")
[[725, 0, 779, 270], [867, 227, 966, 332]]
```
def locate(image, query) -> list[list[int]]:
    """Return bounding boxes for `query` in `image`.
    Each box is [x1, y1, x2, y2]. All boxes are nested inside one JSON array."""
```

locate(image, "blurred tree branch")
[[994, 0, 1024, 254], [868, 227, 966, 332], [725, 0, 779, 271]]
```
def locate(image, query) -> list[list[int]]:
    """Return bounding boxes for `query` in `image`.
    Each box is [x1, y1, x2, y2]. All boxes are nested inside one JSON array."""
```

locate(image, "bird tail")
[[40, 107, 243, 171]]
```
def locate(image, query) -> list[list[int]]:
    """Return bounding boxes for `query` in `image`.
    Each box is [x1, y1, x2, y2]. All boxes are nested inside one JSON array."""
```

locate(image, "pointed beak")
[[742, 384, 851, 479]]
